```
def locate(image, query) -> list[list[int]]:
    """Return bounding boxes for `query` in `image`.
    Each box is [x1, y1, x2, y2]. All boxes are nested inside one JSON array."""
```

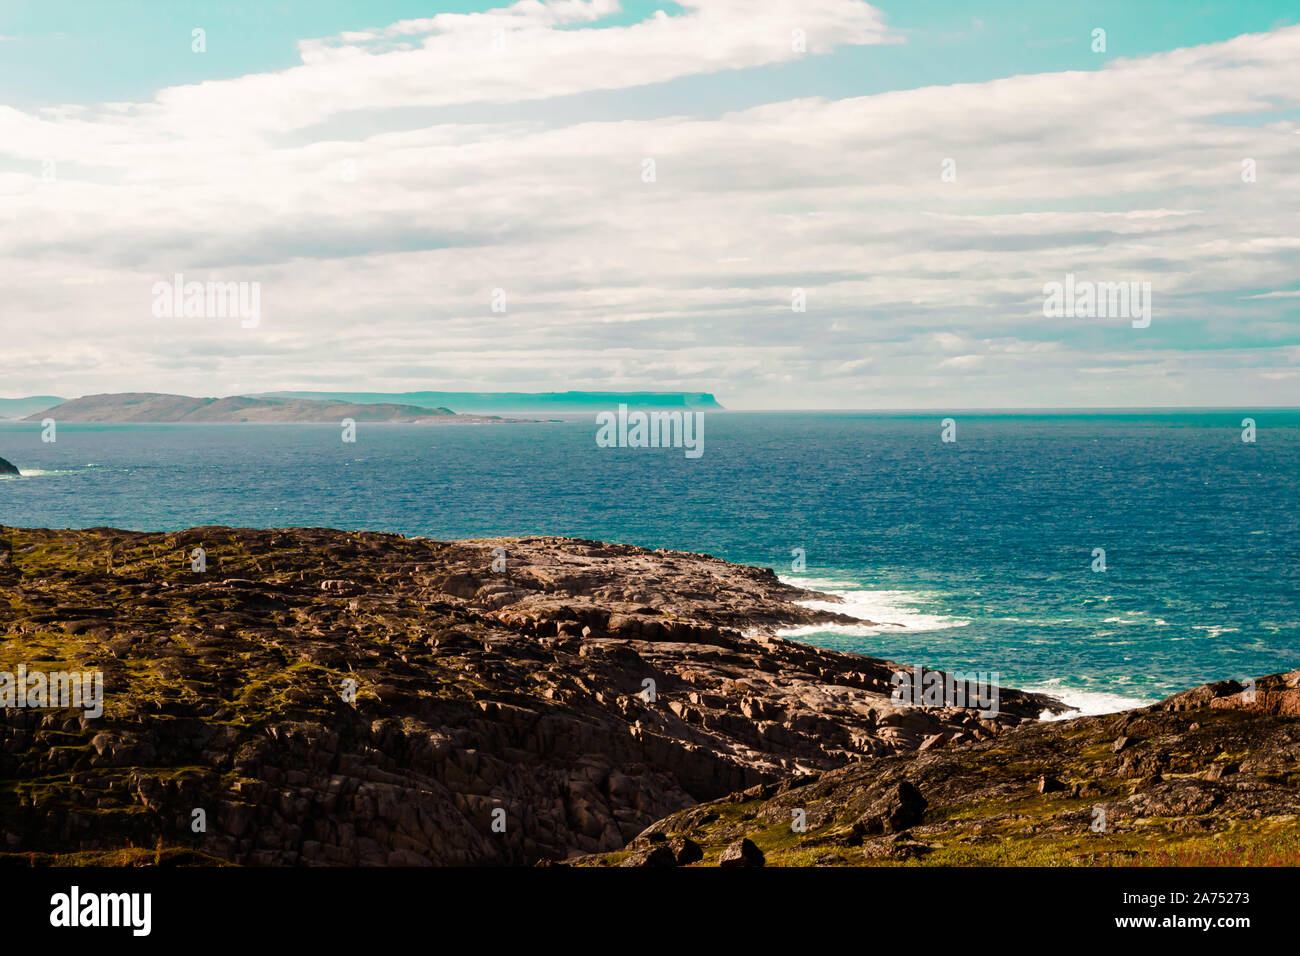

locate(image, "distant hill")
[[22, 393, 521, 424], [0, 396, 65, 420], [258, 390, 725, 414]]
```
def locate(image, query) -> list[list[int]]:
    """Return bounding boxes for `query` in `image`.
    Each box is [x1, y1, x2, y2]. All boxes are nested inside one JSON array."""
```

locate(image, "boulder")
[[619, 845, 677, 868], [718, 838, 764, 867], [669, 836, 704, 865], [855, 780, 927, 834]]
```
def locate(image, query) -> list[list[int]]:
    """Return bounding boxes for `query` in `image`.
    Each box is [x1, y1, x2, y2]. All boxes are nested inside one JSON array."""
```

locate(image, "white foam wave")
[[778, 576, 971, 635], [1025, 683, 1154, 720], [1191, 625, 1241, 639]]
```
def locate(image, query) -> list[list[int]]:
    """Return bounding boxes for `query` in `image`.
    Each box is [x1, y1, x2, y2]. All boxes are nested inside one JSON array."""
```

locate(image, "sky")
[[1, 0, 1298, 409]]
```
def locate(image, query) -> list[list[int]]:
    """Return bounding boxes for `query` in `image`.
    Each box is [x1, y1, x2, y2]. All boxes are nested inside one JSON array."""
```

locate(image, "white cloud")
[[3, 0, 896, 153], [1, 5, 1298, 408]]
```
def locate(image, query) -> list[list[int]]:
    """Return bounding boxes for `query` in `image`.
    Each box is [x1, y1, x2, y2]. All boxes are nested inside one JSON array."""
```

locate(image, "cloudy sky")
[[2, 0, 1298, 408]]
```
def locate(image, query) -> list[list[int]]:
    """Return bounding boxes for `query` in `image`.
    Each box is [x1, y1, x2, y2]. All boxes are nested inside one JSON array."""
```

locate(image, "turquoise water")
[[2, 411, 1296, 711]]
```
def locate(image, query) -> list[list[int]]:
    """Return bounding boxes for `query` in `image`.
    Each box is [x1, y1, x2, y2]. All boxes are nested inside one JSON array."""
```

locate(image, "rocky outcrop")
[[0, 524, 1061, 865], [583, 671, 1300, 867], [0, 456, 18, 477]]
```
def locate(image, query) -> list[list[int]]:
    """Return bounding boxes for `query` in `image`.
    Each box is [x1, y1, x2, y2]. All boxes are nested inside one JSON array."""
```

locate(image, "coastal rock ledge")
[[0, 525, 1290, 866], [580, 671, 1300, 867]]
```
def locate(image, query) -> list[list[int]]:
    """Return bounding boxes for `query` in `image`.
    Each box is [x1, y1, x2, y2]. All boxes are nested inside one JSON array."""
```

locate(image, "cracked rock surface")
[[0, 524, 1060, 865], [583, 672, 1300, 867]]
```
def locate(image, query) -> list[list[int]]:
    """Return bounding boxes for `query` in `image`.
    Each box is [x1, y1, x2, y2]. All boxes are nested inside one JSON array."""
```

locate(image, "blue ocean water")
[[2, 411, 1297, 711]]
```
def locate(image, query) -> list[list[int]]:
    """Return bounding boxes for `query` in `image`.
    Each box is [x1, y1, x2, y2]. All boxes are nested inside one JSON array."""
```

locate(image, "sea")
[[2, 410, 1297, 716]]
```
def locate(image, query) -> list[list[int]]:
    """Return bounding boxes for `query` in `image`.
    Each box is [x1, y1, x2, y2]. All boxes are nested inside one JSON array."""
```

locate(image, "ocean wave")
[[1025, 683, 1155, 720], [777, 576, 971, 635], [1102, 614, 1171, 626], [1191, 625, 1242, 639]]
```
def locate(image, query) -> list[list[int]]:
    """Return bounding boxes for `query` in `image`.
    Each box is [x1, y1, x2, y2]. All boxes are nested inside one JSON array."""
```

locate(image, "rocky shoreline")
[[583, 672, 1300, 867], [0, 525, 1293, 866]]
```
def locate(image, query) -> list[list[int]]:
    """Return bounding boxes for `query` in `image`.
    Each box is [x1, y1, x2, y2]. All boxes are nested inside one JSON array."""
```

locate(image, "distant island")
[[258, 390, 725, 414], [6, 391, 725, 422], [20, 393, 529, 425]]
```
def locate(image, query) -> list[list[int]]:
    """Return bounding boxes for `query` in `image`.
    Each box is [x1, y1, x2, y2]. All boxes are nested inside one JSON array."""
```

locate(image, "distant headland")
[[257, 390, 725, 414], [2, 391, 725, 422], [15, 393, 522, 425]]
